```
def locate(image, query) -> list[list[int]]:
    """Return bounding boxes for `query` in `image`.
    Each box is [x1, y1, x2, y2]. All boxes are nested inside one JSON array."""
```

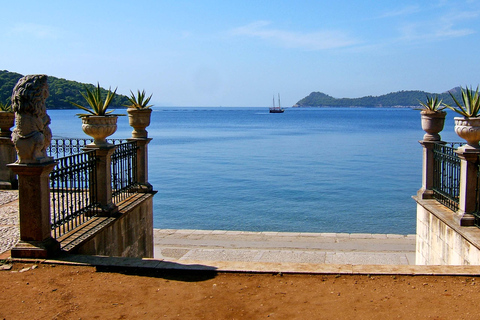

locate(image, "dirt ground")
[[1, 262, 480, 320]]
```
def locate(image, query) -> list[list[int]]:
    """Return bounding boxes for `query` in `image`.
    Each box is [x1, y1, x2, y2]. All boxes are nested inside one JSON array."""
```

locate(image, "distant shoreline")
[[46, 106, 416, 110], [291, 105, 415, 109]]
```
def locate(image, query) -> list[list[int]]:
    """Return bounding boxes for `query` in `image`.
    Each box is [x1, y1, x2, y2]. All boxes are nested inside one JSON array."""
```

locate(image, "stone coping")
[[57, 192, 155, 252], [155, 229, 415, 239], [4, 253, 480, 276], [413, 196, 480, 251]]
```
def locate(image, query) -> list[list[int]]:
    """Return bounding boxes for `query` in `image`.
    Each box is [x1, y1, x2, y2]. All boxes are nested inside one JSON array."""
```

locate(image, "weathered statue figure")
[[11, 75, 53, 164]]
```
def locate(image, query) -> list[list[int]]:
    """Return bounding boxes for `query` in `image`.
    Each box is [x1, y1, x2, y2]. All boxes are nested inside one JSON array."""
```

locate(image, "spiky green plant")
[[418, 95, 445, 112], [0, 99, 12, 112], [444, 86, 480, 117], [125, 89, 153, 109], [70, 83, 120, 117]]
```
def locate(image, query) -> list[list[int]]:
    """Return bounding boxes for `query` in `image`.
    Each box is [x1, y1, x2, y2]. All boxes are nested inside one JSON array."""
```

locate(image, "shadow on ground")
[[95, 265, 218, 282], [55, 253, 219, 282]]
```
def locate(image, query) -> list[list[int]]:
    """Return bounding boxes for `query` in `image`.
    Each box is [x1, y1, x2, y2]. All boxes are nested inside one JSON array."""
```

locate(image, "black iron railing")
[[432, 142, 461, 212], [48, 138, 93, 158], [48, 139, 139, 238], [111, 141, 138, 204], [48, 138, 128, 158], [50, 149, 98, 238]]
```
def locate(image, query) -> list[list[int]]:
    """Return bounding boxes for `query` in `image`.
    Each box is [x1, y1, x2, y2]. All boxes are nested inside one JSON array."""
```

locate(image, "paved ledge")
[[154, 229, 416, 266], [6, 254, 480, 276], [4, 228, 480, 275]]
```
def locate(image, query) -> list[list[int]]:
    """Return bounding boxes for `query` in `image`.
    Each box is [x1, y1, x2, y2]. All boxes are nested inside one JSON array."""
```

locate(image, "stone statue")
[[11, 75, 53, 164]]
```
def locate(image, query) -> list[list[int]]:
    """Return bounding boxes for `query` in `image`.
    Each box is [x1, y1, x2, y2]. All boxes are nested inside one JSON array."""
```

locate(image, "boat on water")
[[269, 94, 285, 113]]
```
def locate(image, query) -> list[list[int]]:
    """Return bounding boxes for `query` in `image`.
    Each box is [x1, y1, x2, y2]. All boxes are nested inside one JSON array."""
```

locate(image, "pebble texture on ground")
[[0, 191, 19, 254]]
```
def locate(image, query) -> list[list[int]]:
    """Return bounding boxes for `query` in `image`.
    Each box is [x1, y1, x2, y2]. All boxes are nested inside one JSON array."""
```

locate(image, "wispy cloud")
[[230, 21, 359, 51], [399, 10, 478, 41], [10, 23, 60, 39]]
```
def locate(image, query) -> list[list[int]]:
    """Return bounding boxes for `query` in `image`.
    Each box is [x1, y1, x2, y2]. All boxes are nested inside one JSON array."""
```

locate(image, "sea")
[[47, 107, 461, 235]]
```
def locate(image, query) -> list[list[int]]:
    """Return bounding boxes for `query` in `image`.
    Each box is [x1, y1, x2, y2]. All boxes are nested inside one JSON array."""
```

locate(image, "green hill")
[[0, 70, 129, 110], [293, 88, 462, 108]]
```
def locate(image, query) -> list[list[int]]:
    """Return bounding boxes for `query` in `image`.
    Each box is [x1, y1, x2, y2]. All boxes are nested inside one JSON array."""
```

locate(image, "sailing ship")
[[269, 94, 285, 113]]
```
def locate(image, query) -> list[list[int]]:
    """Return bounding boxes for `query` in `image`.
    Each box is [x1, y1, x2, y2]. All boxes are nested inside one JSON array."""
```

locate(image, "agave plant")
[[418, 95, 445, 112], [125, 89, 153, 109], [70, 83, 120, 117], [0, 99, 12, 112], [444, 86, 480, 117]]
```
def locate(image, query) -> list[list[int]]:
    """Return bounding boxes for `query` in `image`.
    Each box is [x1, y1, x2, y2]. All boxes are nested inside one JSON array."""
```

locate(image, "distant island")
[[1, 69, 466, 109], [293, 88, 462, 108], [0, 70, 129, 110]]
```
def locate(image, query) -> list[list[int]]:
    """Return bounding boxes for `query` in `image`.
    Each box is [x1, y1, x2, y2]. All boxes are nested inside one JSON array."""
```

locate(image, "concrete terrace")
[[154, 229, 415, 266], [1, 189, 416, 268]]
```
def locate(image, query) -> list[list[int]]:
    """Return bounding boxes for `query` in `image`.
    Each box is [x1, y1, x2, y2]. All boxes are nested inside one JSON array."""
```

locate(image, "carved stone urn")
[[454, 117, 480, 150], [81, 116, 118, 147], [420, 110, 446, 141], [0, 112, 15, 138], [127, 108, 152, 138]]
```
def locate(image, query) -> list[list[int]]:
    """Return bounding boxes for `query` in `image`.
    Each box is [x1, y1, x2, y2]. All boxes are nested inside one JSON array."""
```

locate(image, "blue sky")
[[1, 0, 479, 107]]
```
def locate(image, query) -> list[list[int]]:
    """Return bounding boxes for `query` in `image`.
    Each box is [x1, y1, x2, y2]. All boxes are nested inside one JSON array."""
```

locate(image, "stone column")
[[0, 137, 17, 189], [417, 140, 441, 199], [84, 145, 118, 216], [455, 148, 480, 226], [129, 138, 153, 192], [8, 162, 60, 258]]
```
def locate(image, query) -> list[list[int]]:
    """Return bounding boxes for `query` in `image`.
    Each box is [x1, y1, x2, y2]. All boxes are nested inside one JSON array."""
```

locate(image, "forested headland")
[[1, 69, 467, 109], [0, 70, 129, 109], [293, 88, 463, 108]]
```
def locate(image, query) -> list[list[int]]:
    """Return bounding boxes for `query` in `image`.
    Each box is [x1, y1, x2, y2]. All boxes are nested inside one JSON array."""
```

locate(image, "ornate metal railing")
[[432, 142, 461, 212], [50, 149, 98, 238], [111, 141, 138, 204], [48, 138, 93, 158], [48, 139, 140, 238], [48, 138, 128, 158]]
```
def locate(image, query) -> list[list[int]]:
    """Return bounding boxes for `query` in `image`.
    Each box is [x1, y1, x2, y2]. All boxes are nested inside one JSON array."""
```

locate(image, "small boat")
[[269, 94, 285, 113]]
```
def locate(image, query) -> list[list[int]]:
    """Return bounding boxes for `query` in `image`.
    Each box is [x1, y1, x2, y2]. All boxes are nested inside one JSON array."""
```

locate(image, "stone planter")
[[420, 110, 446, 141], [127, 108, 152, 138], [454, 116, 480, 150], [81, 116, 118, 147], [0, 111, 15, 138]]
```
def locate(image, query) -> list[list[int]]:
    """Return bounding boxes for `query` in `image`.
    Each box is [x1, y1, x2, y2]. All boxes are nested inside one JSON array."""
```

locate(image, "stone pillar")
[[7, 74, 58, 258], [7, 162, 59, 258], [84, 145, 118, 216], [129, 138, 153, 192], [455, 148, 480, 226], [417, 140, 440, 199], [0, 137, 17, 189]]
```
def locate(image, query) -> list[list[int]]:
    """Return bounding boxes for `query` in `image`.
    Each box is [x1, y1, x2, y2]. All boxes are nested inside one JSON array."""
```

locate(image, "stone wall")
[[415, 196, 480, 265], [61, 193, 155, 258]]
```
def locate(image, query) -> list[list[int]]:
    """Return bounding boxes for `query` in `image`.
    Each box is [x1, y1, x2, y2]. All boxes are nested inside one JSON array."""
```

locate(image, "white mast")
[[278, 93, 281, 109]]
